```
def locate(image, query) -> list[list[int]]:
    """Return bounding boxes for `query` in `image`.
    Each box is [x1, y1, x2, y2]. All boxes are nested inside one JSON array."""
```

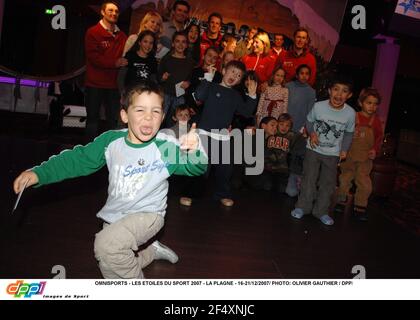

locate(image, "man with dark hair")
[[100, 0, 119, 11], [269, 33, 286, 61], [276, 27, 317, 86], [84, 1, 128, 140], [199, 12, 223, 63], [161, 0, 191, 49]]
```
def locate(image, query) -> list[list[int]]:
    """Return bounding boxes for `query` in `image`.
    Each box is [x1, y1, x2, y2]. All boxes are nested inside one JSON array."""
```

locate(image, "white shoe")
[[220, 198, 234, 207], [152, 241, 179, 264]]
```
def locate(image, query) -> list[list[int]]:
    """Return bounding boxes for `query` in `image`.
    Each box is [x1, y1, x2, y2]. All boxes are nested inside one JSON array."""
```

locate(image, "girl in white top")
[[256, 66, 289, 126]]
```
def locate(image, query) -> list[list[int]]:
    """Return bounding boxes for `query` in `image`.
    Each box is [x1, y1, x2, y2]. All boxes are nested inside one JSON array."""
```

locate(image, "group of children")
[[13, 21, 384, 278], [290, 79, 382, 225]]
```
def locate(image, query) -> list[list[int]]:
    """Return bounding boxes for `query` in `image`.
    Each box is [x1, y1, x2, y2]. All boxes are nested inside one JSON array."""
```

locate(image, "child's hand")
[[300, 126, 308, 138], [180, 81, 190, 89], [115, 57, 128, 67], [205, 64, 216, 74], [13, 171, 39, 194], [180, 123, 199, 151], [339, 151, 347, 162], [309, 132, 319, 148], [246, 79, 257, 96], [368, 149, 376, 160], [162, 72, 170, 81], [259, 81, 268, 93], [204, 65, 216, 81]]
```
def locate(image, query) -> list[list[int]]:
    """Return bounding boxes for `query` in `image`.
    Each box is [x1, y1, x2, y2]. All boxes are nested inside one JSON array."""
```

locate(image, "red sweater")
[[199, 32, 223, 64], [277, 49, 317, 86], [268, 48, 286, 62], [242, 53, 276, 84], [357, 112, 383, 154], [85, 22, 127, 89]]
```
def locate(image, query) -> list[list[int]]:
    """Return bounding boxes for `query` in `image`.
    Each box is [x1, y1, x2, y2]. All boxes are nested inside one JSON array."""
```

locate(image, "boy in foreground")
[[13, 82, 207, 278]]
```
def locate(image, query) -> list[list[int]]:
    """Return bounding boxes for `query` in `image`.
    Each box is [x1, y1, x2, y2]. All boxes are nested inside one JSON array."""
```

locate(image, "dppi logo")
[[6, 280, 46, 298]]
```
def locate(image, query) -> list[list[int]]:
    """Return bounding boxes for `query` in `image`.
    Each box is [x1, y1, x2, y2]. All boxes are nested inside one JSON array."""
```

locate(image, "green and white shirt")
[[33, 129, 207, 223]]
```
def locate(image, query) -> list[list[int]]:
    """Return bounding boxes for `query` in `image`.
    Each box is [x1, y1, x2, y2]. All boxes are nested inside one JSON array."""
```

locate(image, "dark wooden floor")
[[1, 112, 419, 279]]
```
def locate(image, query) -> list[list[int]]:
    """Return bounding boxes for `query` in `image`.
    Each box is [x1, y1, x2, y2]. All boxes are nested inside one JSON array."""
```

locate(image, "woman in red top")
[[242, 32, 276, 92]]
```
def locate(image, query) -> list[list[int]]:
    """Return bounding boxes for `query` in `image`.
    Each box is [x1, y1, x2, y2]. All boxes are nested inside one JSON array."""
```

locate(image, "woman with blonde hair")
[[242, 31, 276, 91], [123, 11, 163, 55]]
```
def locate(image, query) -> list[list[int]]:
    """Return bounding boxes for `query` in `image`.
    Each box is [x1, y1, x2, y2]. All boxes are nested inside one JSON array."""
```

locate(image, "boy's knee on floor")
[[94, 229, 127, 259], [94, 234, 112, 259]]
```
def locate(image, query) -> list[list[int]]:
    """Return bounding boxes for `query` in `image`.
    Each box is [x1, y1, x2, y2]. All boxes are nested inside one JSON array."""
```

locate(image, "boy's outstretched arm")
[[13, 171, 39, 194], [16, 131, 123, 189], [179, 123, 199, 151], [156, 129, 208, 177]]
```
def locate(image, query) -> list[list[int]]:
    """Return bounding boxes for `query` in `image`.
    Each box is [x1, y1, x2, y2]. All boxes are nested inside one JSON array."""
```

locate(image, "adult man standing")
[[269, 33, 286, 61], [277, 27, 317, 86], [84, 1, 127, 140], [160, 0, 191, 50], [199, 12, 223, 62]]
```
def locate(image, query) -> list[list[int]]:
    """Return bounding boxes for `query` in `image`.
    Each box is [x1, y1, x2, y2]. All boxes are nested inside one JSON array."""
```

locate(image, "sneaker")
[[220, 198, 234, 207], [319, 214, 334, 226], [291, 208, 304, 219], [179, 197, 192, 206], [152, 241, 179, 264]]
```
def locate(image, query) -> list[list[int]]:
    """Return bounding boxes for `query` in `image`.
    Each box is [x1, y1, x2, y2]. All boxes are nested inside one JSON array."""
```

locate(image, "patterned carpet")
[[373, 163, 420, 236]]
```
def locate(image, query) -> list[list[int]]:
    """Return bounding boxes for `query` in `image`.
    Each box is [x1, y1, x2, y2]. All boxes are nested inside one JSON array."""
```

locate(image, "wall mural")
[[130, 0, 298, 48], [129, 0, 346, 61]]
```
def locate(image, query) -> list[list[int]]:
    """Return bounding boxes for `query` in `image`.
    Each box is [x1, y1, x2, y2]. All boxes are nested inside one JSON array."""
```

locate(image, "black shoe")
[[354, 206, 368, 221], [358, 213, 368, 221], [334, 203, 346, 213]]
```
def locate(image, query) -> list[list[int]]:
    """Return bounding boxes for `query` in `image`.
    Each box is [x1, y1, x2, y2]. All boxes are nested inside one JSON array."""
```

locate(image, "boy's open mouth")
[[140, 126, 153, 135]]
